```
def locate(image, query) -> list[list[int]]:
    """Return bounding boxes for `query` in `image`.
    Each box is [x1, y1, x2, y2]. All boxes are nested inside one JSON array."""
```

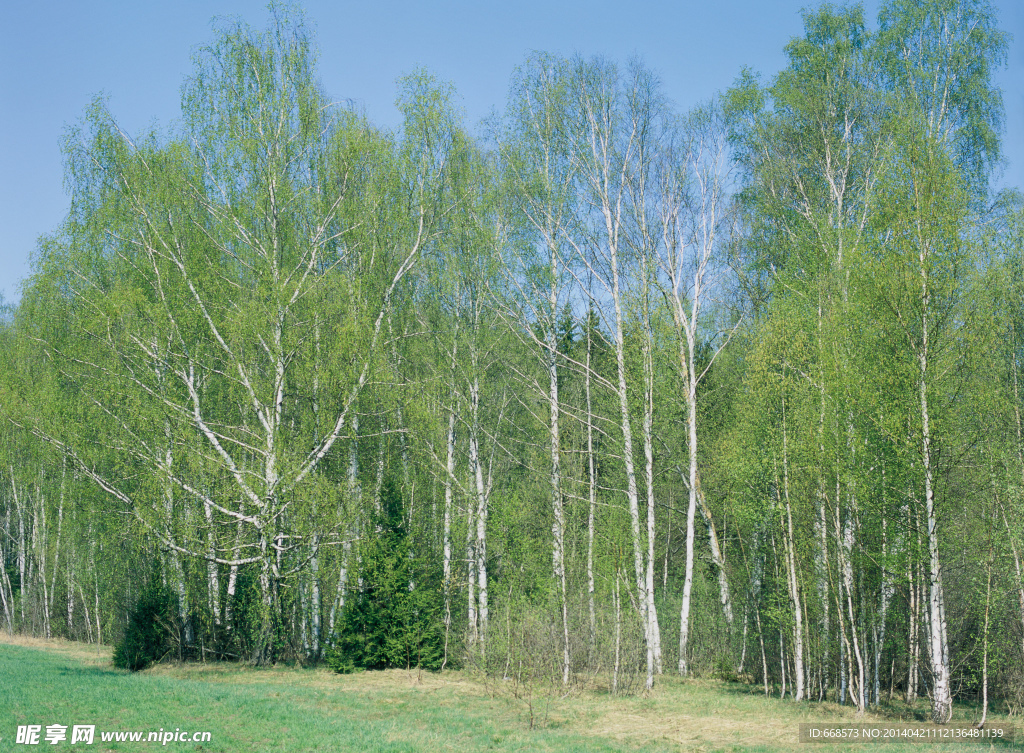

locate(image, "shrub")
[[327, 478, 445, 673], [113, 572, 176, 671]]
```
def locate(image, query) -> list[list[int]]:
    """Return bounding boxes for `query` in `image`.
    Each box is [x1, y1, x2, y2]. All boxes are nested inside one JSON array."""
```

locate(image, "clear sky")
[[1, 0, 1021, 305]]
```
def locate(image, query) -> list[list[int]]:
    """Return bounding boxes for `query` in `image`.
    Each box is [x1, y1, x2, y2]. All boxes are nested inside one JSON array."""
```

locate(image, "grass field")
[[1, 634, 1019, 752]]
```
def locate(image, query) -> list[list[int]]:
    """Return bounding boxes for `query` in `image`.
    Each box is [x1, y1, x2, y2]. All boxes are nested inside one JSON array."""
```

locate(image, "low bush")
[[327, 478, 446, 673], [112, 572, 176, 671]]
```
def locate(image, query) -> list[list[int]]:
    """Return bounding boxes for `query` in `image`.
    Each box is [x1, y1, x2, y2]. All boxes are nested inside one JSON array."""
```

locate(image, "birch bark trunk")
[[678, 342, 698, 676], [585, 318, 598, 656], [469, 374, 489, 663], [655, 109, 737, 676], [873, 516, 893, 707], [573, 65, 653, 685], [919, 284, 952, 724], [641, 321, 661, 679], [203, 501, 222, 627], [999, 503, 1024, 658], [781, 401, 805, 701], [330, 415, 360, 637], [443, 405, 456, 661], [547, 300, 571, 685]]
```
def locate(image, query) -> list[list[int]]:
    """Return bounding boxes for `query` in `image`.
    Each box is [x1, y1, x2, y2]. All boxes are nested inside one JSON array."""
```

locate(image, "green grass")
[[1, 636, 1020, 752]]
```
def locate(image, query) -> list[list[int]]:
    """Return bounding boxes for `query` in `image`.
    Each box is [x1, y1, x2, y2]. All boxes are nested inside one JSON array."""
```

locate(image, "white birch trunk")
[[0, 525, 13, 634], [547, 311, 571, 686], [839, 507, 864, 712], [999, 503, 1024, 658], [330, 414, 361, 636], [310, 532, 320, 656], [641, 330, 661, 680], [466, 481, 478, 651], [921, 330, 952, 723], [224, 512, 245, 628], [873, 517, 893, 707], [470, 374, 488, 661], [678, 332, 699, 677], [47, 462, 65, 638], [696, 489, 733, 630], [979, 533, 992, 729], [203, 501, 222, 626], [585, 325, 598, 655], [613, 569, 621, 695], [574, 67, 654, 685], [609, 268, 648, 679], [749, 524, 769, 695], [14, 476, 25, 628], [443, 406, 456, 656], [781, 404, 805, 701]]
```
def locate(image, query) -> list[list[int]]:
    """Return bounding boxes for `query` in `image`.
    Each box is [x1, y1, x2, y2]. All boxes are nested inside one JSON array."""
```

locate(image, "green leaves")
[[327, 478, 446, 673], [876, 0, 1008, 197]]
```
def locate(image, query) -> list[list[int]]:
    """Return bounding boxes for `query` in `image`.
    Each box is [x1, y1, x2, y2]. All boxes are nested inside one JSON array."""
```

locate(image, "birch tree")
[[568, 56, 664, 688], [655, 102, 739, 675], [26, 11, 456, 664]]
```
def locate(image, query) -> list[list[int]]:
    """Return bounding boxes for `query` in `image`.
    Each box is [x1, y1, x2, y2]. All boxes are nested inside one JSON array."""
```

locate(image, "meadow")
[[1, 635, 1019, 752]]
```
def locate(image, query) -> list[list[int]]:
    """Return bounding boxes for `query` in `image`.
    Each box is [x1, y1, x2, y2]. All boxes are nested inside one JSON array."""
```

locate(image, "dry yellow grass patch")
[[0, 632, 111, 665], [580, 705, 799, 749], [563, 677, 886, 751]]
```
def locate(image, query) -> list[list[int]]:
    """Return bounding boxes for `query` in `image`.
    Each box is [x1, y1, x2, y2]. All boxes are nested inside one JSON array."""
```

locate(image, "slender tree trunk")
[[873, 516, 893, 707], [224, 510, 245, 629], [330, 415, 361, 636], [469, 374, 488, 662], [547, 314, 571, 686], [978, 517, 993, 729], [999, 503, 1024, 658], [696, 488, 733, 631], [781, 401, 805, 701], [610, 278, 649, 684], [586, 330, 597, 656], [372, 431, 386, 518], [36, 490, 51, 639], [907, 497, 921, 702], [749, 524, 769, 696], [815, 298, 831, 701], [641, 331, 661, 680], [78, 581, 92, 644], [678, 334, 700, 677], [912, 217, 952, 723], [14, 476, 26, 629], [578, 82, 652, 686], [840, 505, 864, 712], [1010, 320, 1024, 656], [780, 631, 787, 699], [834, 479, 852, 707], [466, 482, 478, 652], [443, 405, 456, 665], [203, 501, 222, 626], [92, 537, 101, 649], [613, 568, 621, 695], [309, 532, 320, 657], [920, 348, 951, 723], [0, 529, 13, 635], [162, 439, 191, 649], [47, 462, 65, 639]]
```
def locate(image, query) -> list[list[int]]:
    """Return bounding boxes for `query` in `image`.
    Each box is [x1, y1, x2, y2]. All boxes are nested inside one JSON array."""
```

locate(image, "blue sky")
[[1, 0, 1021, 305]]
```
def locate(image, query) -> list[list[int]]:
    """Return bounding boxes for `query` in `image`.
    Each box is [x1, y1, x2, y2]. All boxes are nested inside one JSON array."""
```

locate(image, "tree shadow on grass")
[[57, 664, 126, 680]]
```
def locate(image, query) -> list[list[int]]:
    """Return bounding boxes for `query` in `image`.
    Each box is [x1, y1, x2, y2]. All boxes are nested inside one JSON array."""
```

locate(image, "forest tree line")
[[1, 0, 1023, 725]]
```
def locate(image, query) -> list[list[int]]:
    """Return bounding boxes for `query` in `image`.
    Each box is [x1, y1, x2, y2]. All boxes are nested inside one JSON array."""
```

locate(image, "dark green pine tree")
[[327, 477, 446, 673]]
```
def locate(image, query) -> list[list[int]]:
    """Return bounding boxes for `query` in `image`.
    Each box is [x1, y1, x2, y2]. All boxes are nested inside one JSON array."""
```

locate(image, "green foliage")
[[2, 0, 1023, 722], [112, 571, 176, 671], [327, 478, 446, 673]]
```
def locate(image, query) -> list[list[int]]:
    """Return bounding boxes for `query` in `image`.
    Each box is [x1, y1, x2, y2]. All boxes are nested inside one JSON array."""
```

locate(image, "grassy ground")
[[1, 634, 1019, 752]]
